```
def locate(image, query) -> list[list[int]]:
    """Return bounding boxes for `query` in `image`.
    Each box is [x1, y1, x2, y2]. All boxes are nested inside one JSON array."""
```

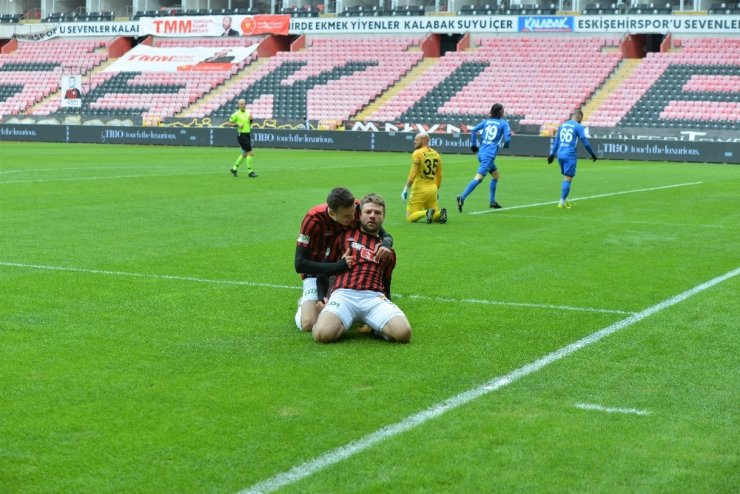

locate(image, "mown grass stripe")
[[240, 266, 739, 494]]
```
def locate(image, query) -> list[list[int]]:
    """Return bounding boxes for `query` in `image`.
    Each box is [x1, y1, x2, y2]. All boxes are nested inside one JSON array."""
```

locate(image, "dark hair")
[[359, 193, 386, 215], [490, 103, 504, 119], [572, 109, 584, 119], [327, 187, 355, 210]]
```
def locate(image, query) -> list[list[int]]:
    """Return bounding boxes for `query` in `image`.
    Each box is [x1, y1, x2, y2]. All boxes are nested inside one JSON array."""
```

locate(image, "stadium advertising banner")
[[11, 22, 140, 41], [139, 14, 289, 37], [104, 45, 259, 73], [289, 15, 517, 34], [1, 124, 737, 163], [60, 75, 83, 108], [576, 15, 739, 34], [288, 14, 738, 35], [518, 16, 574, 32]]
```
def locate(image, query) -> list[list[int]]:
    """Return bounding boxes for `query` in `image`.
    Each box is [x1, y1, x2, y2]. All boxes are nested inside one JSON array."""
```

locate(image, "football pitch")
[[1, 142, 738, 493]]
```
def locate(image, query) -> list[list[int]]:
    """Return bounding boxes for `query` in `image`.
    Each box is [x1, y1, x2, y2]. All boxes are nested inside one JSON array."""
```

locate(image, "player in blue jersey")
[[547, 109, 597, 209], [456, 103, 511, 212]]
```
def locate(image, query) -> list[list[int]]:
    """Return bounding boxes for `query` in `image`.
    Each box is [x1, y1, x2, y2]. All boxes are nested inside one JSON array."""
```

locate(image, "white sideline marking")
[[575, 403, 650, 416], [397, 294, 634, 315], [239, 266, 739, 494], [0, 261, 632, 315], [623, 220, 728, 230], [0, 261, 297, 290], [0, 171, 217, 185], [469, 182, 703, 215]]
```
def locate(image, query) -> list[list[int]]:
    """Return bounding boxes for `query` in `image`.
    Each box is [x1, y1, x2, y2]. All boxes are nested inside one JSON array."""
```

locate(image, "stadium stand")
[[0, 13, 23, 23], [153, 36, 263, 48], [131, 7, 260, 19], [390, 5, 426, 15], [582, 3, 626, 14], [281, 6, 321, 17], [367, 36, 622, 128], [458, 4, 558, 15], [707, 2, 740, 14], [339, 5, 386, 16], [31, 38, 259, 119], [42, 11, 115, 22], [0, 39, 108, 118], [586, 38, 740, 130], [51, 71, 233, 119], [186, 36, 423, 122], [4, 33, 738, 134]]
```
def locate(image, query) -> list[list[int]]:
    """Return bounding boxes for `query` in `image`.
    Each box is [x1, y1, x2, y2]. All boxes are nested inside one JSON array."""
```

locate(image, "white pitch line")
[[0, 261, 632, 315], [575, 403, 650, 416], [0, 261, 297, 290], [397, 294, 634, 315], [469, 182, 704, 215], [0, 166, 170, 175], [239, 266, 739, 494], [0, 171, 218, 185]]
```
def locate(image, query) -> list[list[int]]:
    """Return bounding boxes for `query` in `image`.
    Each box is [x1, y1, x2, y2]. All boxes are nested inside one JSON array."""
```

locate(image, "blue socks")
[[489, 179, 498, 204], [561, 180, 571, 200], [461, 179, 481, 201]]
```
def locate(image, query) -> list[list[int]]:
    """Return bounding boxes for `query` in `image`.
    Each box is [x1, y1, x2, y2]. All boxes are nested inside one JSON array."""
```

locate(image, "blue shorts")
[[559, 158, 576, 177], [476, 155, 498, 176]]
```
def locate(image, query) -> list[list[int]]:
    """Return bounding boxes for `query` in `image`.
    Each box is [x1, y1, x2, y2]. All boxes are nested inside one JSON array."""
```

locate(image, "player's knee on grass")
[[312, 312, 346, 343], [406, 210, 426, 223], [299, 300, 319, 332], [382, 315, 412, 343]]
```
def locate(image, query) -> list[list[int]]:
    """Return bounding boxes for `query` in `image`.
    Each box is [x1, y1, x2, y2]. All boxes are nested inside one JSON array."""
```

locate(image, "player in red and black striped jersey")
[[330, 228, 395, 299], [313, 193, 411, 343], [294, 187, 393, 332]]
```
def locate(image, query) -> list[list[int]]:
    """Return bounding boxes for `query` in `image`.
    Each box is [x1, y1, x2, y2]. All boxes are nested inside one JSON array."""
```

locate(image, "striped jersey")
[[296, 204, 352, 279], [329, 228, 396, 293]]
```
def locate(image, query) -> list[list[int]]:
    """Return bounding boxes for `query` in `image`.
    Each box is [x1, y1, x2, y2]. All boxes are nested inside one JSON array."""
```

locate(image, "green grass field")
[[1, 142, 738, 493]]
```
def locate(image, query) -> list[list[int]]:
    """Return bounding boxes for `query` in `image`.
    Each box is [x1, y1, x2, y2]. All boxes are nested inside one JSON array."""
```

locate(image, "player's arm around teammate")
[[313, 194, 412, 343]]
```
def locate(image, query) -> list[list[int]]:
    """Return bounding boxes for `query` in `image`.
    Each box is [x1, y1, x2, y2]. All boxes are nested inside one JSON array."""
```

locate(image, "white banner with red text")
[[103, 45, 259, 72]]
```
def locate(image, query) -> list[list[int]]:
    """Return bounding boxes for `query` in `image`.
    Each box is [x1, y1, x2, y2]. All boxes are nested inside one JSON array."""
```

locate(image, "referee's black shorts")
[[237, 133, 252, 152]]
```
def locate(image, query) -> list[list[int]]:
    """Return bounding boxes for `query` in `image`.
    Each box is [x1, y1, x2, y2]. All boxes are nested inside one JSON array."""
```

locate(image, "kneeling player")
[[313, 194, 412, 343], [401, 132, 447, 224]]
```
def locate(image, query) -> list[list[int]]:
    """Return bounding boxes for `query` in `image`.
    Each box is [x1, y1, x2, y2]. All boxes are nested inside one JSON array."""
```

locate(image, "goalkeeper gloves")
[[591, 154, 598, 162], [470, 145, 479, 153], [547, 155, 554, 164], [401, 186, 409, 202]]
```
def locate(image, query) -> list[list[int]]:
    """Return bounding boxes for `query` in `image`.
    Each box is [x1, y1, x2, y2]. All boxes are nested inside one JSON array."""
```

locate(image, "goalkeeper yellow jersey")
[[408, 145, 442, 190]]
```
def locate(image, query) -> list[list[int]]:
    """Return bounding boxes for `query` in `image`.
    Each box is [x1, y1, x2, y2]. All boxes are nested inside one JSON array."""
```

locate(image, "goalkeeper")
[[401, 132, 447, 224]]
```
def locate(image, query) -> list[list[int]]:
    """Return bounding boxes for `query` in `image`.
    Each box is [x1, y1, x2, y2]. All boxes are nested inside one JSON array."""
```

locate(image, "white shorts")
[[321, 288, 405, 333], [294, 278, 319, 330]]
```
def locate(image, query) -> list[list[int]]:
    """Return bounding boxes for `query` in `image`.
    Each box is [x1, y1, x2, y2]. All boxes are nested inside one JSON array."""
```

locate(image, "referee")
[[229, 99, 257, 178]]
